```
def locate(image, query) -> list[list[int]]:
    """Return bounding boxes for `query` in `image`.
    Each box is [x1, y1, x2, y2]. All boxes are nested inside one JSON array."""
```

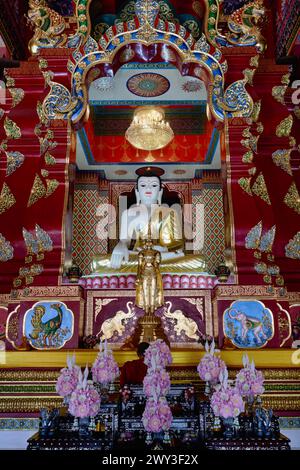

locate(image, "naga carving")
[[28, 0, 67, 52], [224, 0, 266, 51]]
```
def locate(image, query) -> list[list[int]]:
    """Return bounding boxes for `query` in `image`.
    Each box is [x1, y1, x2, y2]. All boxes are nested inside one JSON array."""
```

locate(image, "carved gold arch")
[[41, 0, 254, 126]]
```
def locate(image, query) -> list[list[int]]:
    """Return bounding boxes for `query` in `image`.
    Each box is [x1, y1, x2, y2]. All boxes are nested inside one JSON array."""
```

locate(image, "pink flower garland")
[[68, 367, 101, 419], [56, 354, 80, 398], [69, 383, 101, 418], [142, 397, 173, 433], [210, 369, 244, 419], [235, 356, 265, 399], [197, 339, 226, 385], [142, 340, 173, 433], [92, 341, 119, 384], [144, 339, 172, 369], [143, 369, 171, 397], [211, 386, 245, 419]]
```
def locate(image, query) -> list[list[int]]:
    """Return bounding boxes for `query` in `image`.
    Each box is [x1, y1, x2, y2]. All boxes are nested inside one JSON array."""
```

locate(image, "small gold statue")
[[135, 228, 164, 315]]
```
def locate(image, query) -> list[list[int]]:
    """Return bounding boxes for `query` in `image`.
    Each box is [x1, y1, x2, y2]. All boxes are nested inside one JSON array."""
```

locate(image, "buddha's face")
[[136, 176, 162, 206]]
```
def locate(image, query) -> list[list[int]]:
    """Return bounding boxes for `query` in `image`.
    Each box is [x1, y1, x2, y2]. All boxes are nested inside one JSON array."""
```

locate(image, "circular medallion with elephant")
[[126, 73, 170, 97]]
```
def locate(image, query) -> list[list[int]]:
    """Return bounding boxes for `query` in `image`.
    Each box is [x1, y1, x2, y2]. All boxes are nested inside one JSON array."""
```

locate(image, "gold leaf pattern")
[[27, 174, 46, 207], [284, 182, 300, 215], [4, 117, 21, 139], [0, 182, 16, 214], [39, 59, 48, 70], [242, 151, 254, 164], [281, 73, 290, 85], [46, 179, 59, 197], [252, 173, 271, 205], [5, 151, 25, 176], [272, 85, 287, 104], [245, 221, 262, 250], [4, 73, 15, 87], [248, 167, 257, 176], [0, 233, 14, 261], [249, 55, 259, 68], [8, 88, 25, 108], [243, 68, 255, 86], [238, 177, 252, 196], [285, 231, 300, 259], [252, 100, 261, 122], [256, 122, 264, 134], [276, 115, 293, 137], [44, 152, 56, 166], [272, 149, 292, 176]]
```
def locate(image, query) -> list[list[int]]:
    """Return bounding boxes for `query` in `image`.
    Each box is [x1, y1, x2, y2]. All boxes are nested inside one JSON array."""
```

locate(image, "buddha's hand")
[[110, 241, 129, 269]]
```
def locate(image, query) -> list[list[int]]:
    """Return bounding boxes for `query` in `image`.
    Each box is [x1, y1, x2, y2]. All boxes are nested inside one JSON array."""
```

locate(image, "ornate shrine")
[[0, 0, 299, 449]]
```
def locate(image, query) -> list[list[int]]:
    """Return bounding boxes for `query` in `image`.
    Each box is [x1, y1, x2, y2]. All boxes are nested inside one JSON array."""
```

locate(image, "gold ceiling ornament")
[[45, 178, 59, 197], [8, 88, 25, 108], [276, 115, 293, 138], [252, 173, 271, 205], [272, 85, 287, 105], [27, 174, 47, 207], [0, 182, 16, 215], [272, 149, 292, 176], [289, 136, 296, 148], [285, 231, 300, 259], [238, 177, 252, 196], [284, 182, 300, 215], [125, 106, 174, 151], [3, 117, 21, 139], [251, 100, 261, 122]]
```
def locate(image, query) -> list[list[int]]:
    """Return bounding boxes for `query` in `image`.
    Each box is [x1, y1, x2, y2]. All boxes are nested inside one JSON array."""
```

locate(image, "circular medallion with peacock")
[[126, 73, 170, 97]]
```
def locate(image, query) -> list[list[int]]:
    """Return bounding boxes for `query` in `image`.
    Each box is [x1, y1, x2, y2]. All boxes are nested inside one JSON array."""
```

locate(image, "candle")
[[104, 339, 107, 356]]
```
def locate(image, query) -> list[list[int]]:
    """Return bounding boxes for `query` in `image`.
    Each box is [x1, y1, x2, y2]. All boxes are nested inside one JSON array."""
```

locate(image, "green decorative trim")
[[264, 384, 300, 392], [0, 384, 56, 393]]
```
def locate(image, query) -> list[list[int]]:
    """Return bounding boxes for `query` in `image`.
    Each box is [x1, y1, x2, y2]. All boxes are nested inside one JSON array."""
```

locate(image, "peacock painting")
[[25, 302, 73, 349]]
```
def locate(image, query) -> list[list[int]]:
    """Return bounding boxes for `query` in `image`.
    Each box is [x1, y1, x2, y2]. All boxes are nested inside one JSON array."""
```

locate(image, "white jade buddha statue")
[[90, 171, 207, 274]]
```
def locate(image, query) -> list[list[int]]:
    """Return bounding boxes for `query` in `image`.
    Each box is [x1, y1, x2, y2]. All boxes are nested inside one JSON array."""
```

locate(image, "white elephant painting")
[[223, 300, 274, 348], [97, 301, 136, 341], [162, 301, 202, 341]]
